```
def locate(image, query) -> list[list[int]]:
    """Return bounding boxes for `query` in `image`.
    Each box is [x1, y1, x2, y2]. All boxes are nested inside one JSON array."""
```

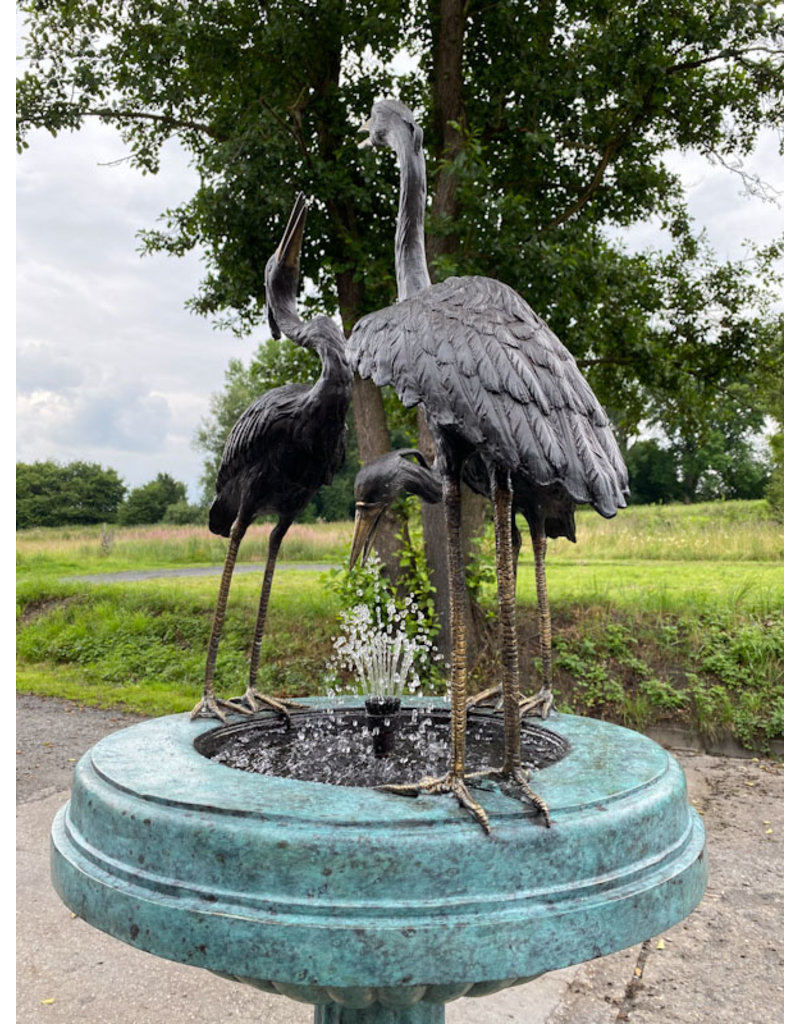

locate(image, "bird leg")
[[191, 521, 254, 723], [380, 468, 490, 833], [468, 519, 556, 722], [237, 518, 306, 718], [380, 772, 491, 833], [519, 521, 556, 720], [471, 469, 550, 826], [464, 519, 523, 715]]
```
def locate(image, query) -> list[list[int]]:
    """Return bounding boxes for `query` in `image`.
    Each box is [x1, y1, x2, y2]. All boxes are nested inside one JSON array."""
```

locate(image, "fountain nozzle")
[[364, 696, 402, 758]]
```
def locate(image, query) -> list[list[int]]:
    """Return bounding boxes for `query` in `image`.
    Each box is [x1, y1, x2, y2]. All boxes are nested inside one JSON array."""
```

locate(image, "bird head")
[[358, 98, 423, 155], [265, 192, 307, 340], [348, 449, 440, 570]]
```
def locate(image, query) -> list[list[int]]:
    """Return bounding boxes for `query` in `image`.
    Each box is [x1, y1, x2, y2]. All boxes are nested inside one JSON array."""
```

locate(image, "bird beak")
[[349, 502, 385, 570], [275, 192, 307, 270], [357, 118, 373, 149]]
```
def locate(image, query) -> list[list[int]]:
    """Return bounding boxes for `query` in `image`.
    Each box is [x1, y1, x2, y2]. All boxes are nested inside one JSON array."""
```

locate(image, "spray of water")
[[327, 590, 440, 698]]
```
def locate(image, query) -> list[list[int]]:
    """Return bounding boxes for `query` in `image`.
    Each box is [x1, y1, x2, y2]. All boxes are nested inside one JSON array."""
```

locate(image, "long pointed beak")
[[275, 192, 307, 269], [349, 503, 385, 570], [357, 118, 373, 149]]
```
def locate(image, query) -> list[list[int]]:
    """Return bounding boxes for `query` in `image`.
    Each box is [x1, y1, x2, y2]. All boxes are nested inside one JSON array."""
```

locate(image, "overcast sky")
[[16, 117, 783, 504]]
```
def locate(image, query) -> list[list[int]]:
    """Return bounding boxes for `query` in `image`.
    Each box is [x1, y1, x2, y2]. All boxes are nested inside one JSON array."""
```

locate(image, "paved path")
[[16, 694, 783, 1023], [62, 563, 335, 584]]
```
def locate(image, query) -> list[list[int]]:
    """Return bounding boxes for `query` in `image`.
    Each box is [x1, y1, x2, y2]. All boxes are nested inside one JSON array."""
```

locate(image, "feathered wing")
[[209, 382, 348, 536], [348, 275, 628, 517], [215, 385, 312, 491]]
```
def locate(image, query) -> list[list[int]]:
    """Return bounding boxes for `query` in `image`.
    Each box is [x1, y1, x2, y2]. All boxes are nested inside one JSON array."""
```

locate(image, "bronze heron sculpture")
[[193, 194, 352, 722], [348, 99, 628, 831]]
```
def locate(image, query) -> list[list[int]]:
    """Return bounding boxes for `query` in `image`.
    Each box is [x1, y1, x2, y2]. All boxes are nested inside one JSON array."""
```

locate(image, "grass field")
[[17, 500, 783, 753], [16, 520, 353, 579]]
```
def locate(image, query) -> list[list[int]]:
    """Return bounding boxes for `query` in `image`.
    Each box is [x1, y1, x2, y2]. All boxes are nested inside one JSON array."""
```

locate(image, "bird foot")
[[467, 765, 551, 827], [379, 772, 492, 834], [237, 688, 307, 719], [466, 685, 503, 714], [519, 686, 556, 720], [468, 685, 556, 720], [190, 694, 254, 724]]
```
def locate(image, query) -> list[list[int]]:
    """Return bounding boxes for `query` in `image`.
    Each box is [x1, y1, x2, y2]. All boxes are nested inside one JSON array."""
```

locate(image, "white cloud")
[[608, 132, 784, 259], [16, 123, 255, 501]]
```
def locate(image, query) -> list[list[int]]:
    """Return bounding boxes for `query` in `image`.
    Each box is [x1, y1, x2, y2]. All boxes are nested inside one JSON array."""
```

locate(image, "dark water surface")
[[196, 706, 569, 787]]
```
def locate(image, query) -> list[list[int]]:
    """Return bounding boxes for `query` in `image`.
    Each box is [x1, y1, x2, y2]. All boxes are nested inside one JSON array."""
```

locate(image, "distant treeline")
[[15, 462, 202, 531], [17, 439, 779, 533], [15, 458, 357, 531]]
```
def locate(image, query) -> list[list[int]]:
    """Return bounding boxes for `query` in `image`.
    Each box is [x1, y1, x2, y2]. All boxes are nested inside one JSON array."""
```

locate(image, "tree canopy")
[[18, 0, 783, 515], [117, 472, 188, 525], [16, 460, 127, 529]]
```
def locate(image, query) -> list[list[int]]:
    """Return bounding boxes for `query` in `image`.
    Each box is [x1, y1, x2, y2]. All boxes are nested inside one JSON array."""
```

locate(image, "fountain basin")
[[51, 697, 706, 1011]]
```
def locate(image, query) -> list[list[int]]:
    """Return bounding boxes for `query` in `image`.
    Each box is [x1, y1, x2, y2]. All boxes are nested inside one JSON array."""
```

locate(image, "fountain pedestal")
[[51, 698, 706, 1020]]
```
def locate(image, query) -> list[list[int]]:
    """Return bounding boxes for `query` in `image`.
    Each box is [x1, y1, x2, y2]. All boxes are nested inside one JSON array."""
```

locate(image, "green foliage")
[[16, 460, 126, 529], [162, 500, 207, 525], [18, 0, 410, 332], [624, 440, 683, 505], [548, 613, 782, 754], [628, 241, 782, 501], [117, 472, 187, 525]]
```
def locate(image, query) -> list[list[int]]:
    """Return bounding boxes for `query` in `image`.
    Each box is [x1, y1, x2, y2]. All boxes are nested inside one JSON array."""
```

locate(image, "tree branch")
[[257, 95, 312, 164], [544, 136, 620, 230], [84, 105, 225, 141], [666, 45, 783, 75]]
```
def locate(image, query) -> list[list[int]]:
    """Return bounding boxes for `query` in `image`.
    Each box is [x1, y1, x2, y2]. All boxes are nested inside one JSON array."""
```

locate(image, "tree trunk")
[[427, 0, 467, 271], [420, 0, 488, 671], [336, 271, 404, 569]]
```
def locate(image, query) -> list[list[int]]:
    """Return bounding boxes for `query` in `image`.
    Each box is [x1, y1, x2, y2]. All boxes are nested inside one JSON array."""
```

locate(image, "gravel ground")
[[16, 693, 784, 1023]]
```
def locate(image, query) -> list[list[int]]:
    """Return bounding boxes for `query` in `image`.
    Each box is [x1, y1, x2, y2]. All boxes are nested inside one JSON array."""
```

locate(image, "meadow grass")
[[547, 499, 783, 563], [17, 500, 783, 752], [515, 559, 783, 617], [15, 520, 353, 578], [15, 499, 781, 579]]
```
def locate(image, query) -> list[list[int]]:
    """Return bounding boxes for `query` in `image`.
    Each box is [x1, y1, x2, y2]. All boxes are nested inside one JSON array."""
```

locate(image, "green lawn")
[[517, 559, 783, 616]]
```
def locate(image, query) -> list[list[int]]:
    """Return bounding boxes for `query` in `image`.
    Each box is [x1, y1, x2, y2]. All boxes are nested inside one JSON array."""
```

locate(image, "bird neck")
[[393, 129, 431, 301], [268, 288, 303, 339], [298, 319, 352, 395]]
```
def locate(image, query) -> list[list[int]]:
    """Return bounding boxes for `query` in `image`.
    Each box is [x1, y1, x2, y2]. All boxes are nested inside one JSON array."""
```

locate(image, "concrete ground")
[[16, 694, 783, 1023]]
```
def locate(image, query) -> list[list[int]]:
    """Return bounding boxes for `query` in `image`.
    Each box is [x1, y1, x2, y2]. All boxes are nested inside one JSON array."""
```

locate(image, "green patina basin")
[[51, 698, 706, 1020]]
